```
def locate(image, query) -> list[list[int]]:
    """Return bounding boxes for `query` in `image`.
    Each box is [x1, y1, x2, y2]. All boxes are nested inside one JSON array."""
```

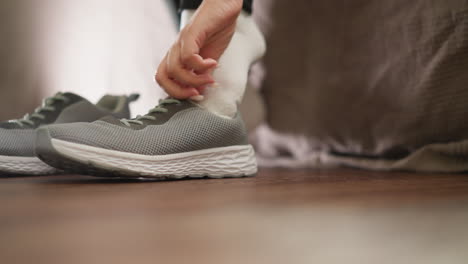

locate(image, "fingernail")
[[190, 95, 204, 101], [207, 58, 218, 64], [211, 82, 220, 88], [189, 88, 200, 95]]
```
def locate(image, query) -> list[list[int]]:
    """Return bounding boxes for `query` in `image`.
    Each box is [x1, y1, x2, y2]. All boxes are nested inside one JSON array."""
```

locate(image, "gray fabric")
[[0, 129, 36, 157], [326, 139, 468, 173], [254, 0, 468, 172], [47, 107, 249, 155]]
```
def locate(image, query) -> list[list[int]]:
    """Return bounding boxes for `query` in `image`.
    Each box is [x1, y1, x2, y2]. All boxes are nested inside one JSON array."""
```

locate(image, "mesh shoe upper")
[[0, 92, 137, 157], [45, 104, 249, 156], [0, 93, 86, 130], [0, 129, 36, 157]]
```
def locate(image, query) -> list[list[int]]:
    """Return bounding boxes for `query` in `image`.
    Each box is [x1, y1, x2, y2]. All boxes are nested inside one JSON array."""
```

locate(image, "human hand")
[[156, 0, 243, 99]]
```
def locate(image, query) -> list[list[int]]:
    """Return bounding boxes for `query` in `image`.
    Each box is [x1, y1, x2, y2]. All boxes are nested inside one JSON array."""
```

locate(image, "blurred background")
[[0, 0, 268, 138], [2, 0, 468, 169], [0, 0, 176, 117], [2, 1, 468, 263]]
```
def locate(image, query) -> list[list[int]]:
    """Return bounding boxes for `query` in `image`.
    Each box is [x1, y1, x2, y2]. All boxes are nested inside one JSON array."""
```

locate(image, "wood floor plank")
[[1, 169, 468, 264]]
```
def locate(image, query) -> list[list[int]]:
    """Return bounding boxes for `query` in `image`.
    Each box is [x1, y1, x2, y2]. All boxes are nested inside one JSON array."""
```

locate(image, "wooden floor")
[[1, 169, 468, 264]]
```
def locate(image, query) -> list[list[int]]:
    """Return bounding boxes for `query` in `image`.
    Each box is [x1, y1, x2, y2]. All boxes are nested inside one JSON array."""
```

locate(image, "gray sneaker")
[[0, 92, 139, 175], [35, 99, 258, 179]]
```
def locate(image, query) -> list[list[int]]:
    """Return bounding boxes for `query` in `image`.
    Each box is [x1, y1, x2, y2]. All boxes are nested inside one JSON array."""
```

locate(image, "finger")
[[156, 56, 199, 99], [195, 86, 207, 93], [190, 95, 205, 101], [166, 43, 215, 87], [184, 54, 218, 74], [179, 36, 218, 74]]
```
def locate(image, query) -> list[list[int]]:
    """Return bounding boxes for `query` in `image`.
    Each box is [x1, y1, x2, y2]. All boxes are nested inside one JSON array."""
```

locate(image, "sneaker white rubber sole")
[[40, 136, 258, 179], [0, 155, 59, 175]]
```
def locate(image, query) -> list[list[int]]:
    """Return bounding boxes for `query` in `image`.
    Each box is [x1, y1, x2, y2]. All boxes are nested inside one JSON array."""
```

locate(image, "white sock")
[[180, 10, 266, 118]]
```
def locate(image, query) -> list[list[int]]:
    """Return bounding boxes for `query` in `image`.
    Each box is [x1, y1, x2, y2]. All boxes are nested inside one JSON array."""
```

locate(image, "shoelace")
[[10, 93, 69, 127], [120, 98, 181, 126]]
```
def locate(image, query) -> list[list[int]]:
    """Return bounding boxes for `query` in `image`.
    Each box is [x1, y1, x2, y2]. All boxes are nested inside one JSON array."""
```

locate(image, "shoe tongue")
[[61, 92, 89, 104]]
